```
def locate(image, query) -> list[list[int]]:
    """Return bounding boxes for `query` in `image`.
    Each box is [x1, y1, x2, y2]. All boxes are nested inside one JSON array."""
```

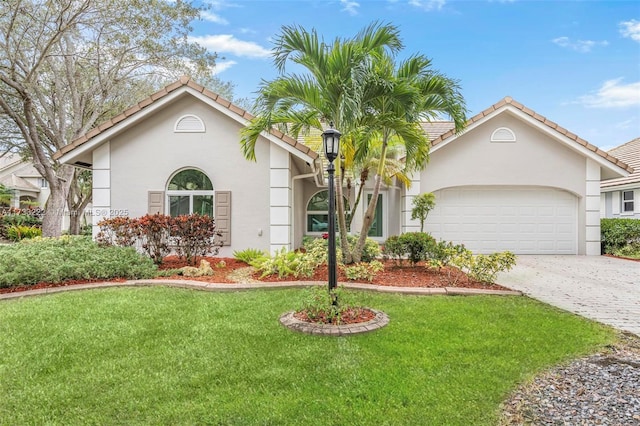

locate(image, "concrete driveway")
[[497, 255, 640, 336]]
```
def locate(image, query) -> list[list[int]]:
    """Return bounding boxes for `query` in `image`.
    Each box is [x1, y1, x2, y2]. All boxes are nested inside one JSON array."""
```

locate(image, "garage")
[[425, 186, 578, 254]]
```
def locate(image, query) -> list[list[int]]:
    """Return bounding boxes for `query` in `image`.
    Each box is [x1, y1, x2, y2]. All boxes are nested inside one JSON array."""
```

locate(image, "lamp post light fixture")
[[321, 123, 341, 298]]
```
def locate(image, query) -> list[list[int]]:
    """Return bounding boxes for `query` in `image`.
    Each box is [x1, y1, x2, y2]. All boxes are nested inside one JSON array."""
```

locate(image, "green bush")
[[0, 236, 157, 288], [382, 235, 404, 265], [601, 218, 640, 254], [250, 247, 320, 279], [342, 260, 384, 282], [1, 210, 42, 238], [613, 242, 640, 259], [382, 232, 435, 265], [303, 234, 381, 264], [427, 240, 468, 269], [450, 250, 517, 284], [233, 248, 268, 264], [297, 285, 360, 325], [6, 225, 42, 241]]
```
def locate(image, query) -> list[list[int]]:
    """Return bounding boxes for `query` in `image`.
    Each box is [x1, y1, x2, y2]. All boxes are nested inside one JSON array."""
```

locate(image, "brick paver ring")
[[279, 309, 389, 336]]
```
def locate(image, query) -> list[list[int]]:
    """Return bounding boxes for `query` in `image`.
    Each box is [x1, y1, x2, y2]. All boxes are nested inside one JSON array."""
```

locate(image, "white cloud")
[[552, 36, 608, 53], [211, 60, 236, 75], [578, 78, 640, 108], [205, 0, 242, 10], [615, 118, 635, 130], [408, 0, 445, 11], [340, 0, 360, 15], [200, 11, 228, 25], [620, 19, 640, 42], [190, 34, 271, 58]]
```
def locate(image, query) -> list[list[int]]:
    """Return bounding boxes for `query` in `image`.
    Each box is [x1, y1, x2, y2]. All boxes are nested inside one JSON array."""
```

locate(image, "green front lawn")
[[0, 288, 615, 425]]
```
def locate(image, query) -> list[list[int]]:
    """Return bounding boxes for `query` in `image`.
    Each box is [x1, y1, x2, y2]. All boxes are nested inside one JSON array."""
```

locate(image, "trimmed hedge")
[[0, 236, 157, 288], [601, 218, 640, 254]]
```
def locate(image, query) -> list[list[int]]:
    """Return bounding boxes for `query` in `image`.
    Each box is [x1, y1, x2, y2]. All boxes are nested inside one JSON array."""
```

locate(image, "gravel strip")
[[500, 332, 640, 425]]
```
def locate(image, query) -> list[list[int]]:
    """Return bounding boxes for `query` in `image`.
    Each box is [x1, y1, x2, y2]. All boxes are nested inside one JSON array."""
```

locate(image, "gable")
[[422, 110, 587, 195], [429, 98, 631, 181], [54, 77, 319, 168]]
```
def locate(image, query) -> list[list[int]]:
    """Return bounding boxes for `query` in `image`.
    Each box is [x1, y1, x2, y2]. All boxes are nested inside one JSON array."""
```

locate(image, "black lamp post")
[[322, 123, 341, 297]]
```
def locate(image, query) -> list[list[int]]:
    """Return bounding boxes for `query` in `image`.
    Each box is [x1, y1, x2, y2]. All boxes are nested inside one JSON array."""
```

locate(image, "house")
[[600, 137, 639, 219], [0, 153, 49, 209], [54, 77, 631, 256]]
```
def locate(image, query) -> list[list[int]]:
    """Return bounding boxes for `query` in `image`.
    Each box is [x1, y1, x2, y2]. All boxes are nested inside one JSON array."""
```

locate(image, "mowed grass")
[[0, 287, 615, 425]]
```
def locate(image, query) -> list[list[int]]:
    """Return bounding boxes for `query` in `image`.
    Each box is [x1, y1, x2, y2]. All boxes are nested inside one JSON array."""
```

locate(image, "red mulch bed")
[[0, 257, 510, 295], [294, 307, 376, 325], [256, 260, 509, 290]]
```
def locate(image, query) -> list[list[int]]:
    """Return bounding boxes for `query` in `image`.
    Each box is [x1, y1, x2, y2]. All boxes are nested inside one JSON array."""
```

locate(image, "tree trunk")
[[353, 173, 382, 263], [334, 156, 352, 264], [41, 165, 74, 237]]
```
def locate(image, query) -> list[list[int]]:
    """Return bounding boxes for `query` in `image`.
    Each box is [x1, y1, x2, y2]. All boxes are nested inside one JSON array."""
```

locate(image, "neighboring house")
[[0, 153, 49, 209], [54, 77, 631, 256], [600, 137, 639, 219]]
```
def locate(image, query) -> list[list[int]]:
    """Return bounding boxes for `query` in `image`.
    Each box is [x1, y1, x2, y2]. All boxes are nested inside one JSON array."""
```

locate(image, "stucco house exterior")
[[600, 137, 639, 219], [54, 77, 631, 256], [0, 153, 49, 209]]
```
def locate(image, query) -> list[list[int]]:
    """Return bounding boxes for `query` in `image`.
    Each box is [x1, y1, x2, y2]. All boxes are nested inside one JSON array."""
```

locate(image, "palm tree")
[[240, 22, 403, 263], [350, 53, 467, 261], [240, 22, 467, 263]]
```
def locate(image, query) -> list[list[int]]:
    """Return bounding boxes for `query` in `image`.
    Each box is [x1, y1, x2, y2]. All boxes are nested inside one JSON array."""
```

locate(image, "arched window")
[[306, 190, 349, 233], [166, 169, 214, 217]]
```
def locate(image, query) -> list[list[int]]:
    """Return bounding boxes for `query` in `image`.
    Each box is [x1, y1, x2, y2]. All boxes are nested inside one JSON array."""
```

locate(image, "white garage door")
[[425, 187, 577, 254]]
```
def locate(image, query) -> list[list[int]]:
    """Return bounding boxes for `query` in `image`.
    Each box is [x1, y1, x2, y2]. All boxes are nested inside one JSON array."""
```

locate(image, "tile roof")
[[53, 76, 318, 161], [429, 97, 632, 173], [601, 137, 640, 189]]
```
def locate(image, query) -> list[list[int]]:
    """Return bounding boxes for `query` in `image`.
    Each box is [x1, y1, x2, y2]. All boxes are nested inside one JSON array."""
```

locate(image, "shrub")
[[346, 234, 381, 263], [135, 214, 172, 264], [613, 242, 640, 259], [0, 236, 157, 288], [342, 260, 384, 282], [96, 216, 138, 247], [382, 232, 436, 265], [297, 285, 360, 325], [451, 250, 517, 284], [303, 234, 380, 264], [170, 214, 222, 265], [382, 235, 405, 265], [6, 225, 42, 241], [233, 248, 268, 264], [250, 248, 312, 279], [601, 218, 640, 254], [427, 240, 469, 270], [0, 209, 42, 238], [97, 214, 223, 264]]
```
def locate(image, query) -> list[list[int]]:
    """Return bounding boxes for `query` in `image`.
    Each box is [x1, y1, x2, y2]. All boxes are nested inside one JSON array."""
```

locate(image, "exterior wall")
[[107, 94, 272, 256], [420, 112, 589, 254], [270, 144, 291, 254], [601, 187, 640, 219], [401, 172, 421, 233], [585, 159, 601, 255]]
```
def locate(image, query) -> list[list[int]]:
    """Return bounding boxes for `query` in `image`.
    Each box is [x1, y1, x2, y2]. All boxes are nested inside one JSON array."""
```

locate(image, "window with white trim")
[[622, 190, 634, 213], [166, 169, 214, 217], [306, 190, 349, 234], [366, 193, 384, 238]]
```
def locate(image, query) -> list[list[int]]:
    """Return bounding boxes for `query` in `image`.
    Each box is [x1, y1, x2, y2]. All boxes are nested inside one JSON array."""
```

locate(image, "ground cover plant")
[[0, 287, 615, 425], [0, 236, 156, 287]]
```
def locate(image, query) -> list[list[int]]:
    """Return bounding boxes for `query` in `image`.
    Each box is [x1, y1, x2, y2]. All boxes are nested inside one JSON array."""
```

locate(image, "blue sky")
[[189, 0, 640, 150]]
